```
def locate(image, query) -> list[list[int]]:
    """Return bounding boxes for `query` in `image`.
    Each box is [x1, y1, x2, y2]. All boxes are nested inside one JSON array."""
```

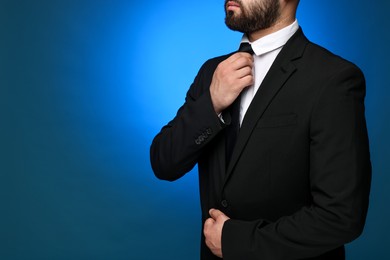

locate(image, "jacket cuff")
[[222, 219, 257, 259]]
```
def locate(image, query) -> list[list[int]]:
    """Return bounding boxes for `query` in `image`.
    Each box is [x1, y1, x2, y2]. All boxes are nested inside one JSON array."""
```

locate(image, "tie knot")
[[238, 42, 254, 55]]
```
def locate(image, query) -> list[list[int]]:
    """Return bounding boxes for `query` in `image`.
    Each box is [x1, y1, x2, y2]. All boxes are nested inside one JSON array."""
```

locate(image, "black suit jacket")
[[150, 28, 371, 260]]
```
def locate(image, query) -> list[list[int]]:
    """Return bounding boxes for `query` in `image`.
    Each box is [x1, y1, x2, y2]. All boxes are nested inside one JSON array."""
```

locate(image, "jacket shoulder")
[[303, 41, 363, 76]]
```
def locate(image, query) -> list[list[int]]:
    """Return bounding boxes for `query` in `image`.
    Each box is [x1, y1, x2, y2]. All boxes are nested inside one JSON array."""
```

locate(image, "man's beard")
[[225, 0, 280, 34]]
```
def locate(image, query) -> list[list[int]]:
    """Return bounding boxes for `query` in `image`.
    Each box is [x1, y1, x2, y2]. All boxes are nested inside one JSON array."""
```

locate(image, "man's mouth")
[[226, 1, 241, 11]]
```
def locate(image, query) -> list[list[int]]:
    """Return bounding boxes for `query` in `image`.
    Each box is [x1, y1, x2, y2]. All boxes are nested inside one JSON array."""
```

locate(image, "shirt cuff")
[[217, 112, 225, 124]]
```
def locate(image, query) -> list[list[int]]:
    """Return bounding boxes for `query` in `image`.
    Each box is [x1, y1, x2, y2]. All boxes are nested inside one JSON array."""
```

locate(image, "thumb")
[[209, 208, 226, 220]]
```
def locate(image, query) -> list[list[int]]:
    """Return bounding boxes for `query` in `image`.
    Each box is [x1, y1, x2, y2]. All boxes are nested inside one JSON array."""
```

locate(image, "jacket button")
[[221, 200, 228, 208]]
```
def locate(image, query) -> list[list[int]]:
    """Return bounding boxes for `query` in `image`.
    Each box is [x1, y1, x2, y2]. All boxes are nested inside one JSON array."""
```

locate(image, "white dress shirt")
[[239, 20, 299, 125]]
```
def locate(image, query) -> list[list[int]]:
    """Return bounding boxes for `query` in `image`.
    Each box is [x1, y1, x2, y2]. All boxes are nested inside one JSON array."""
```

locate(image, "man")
[[150, 0, 371, 259]]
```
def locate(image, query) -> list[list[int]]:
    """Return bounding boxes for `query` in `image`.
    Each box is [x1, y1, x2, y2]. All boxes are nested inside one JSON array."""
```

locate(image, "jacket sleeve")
[[222, 64, 372, 259], [150, 59, 227, 181]]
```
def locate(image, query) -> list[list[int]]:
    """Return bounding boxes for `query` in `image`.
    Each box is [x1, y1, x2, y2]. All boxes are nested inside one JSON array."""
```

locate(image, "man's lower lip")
[[227, 5, 240, 11]]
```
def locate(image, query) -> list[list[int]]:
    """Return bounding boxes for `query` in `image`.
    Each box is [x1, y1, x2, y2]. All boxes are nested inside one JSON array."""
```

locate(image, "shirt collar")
[[241, 20, 299, 56]]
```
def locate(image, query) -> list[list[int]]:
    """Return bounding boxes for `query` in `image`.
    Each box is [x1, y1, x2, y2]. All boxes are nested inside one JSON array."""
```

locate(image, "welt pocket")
[[256, 114, 297, 128]]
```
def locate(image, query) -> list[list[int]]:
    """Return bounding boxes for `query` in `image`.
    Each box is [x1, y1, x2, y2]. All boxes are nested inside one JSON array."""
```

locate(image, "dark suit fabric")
[[150, 28, 371, 260]]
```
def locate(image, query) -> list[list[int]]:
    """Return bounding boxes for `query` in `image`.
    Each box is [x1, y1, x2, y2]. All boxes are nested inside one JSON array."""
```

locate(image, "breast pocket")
[[256, 114, 297, 129]]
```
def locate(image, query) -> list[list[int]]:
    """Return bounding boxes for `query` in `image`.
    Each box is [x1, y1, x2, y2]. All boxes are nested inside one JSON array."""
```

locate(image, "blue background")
[[1, 0, 389, 259]]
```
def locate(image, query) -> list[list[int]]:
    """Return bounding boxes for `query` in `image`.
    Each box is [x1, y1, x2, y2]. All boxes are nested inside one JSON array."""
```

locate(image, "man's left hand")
[[203, 208, 230, 258]]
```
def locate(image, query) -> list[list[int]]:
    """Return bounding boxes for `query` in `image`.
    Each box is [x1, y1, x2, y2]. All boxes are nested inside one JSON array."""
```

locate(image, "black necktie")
[[225, 43, 254, 166], [238, 42, 254, 55]]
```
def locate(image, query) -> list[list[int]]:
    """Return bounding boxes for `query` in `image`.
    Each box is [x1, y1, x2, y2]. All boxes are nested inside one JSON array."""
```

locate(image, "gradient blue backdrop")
[[1, 0, 389, 259]]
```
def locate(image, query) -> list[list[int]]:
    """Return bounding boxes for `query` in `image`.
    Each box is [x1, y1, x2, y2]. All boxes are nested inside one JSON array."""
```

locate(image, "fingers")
[[230, 52, 254, 63], [204, 210, 229, 258], [236, 66, 253, 80], [215, 55, 252, 80], [226, 53, 253, 84], [217, 54, 253, 85], [229, 52, 254, 71], [209, 53, 254, 113], [204, 217, 215, 229], [240, 74, 254, 88]]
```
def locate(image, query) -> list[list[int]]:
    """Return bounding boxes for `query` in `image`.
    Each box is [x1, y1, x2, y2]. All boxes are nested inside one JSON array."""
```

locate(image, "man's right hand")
[[210, 52, 254, 114]]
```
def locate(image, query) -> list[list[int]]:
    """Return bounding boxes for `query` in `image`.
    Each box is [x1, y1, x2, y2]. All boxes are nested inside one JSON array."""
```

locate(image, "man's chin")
[[225, 18, 245, 33], [224, 24, 246, 34]]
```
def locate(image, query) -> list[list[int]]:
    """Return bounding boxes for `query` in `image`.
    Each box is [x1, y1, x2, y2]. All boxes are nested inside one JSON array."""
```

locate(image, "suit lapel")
[[224, 28, 308, 181]]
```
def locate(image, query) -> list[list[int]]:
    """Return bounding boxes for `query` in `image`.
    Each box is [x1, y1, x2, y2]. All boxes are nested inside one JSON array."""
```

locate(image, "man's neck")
[[248, 15, 296, 42]]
